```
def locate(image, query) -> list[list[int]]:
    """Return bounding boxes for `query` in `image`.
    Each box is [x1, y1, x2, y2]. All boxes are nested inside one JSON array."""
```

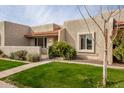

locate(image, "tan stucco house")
[[0, 10, 124, 64]]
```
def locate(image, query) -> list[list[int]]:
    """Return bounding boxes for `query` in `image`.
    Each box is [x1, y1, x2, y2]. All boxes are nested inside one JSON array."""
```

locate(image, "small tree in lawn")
[[77, 5, 122, 87]]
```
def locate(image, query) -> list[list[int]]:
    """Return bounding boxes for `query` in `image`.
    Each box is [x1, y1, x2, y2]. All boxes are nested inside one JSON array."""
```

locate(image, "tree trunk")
[[103, 48, 107, 86], [103, 29, 108, 87]]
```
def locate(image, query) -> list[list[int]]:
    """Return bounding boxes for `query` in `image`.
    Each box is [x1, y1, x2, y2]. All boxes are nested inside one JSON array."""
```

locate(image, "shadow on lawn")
[[106, 80, 124, 87], [82, 78, 124, 88], [81, 77, 102, 88]]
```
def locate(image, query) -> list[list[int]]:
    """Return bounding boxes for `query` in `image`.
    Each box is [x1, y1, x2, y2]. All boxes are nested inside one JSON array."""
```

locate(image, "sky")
[[0, 5, 122, 26]]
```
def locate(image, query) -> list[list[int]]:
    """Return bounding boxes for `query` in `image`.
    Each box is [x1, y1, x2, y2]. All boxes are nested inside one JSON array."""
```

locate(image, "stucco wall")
[[47, 36, 58, 47], [31, 24, 61, 32], [4, 21, 30, 46], [0, 21, 5, 46], [0, 10, 120, 64], [95, 12, 113, 64], [0, 46, 41, 56], [64, 19, 99, 60], [30, 39, 35, 46], [64, 15, 113, 64], [58, 29, 66, 41]]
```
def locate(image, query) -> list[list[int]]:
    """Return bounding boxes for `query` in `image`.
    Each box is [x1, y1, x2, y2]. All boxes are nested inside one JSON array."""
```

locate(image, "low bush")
[[0, 50, 3, 55], [113, 30, 124, 48], [113, 45, 124, 63], [0, 50, 8, 58], [64, 47, 76, 60], [0, 53, 8, 58], [113, 30, 124, 63], [26, 53, 40, 62], [49, 41, 76, 60], [49, 45, 60, 59], [10, 50, 28, 61]]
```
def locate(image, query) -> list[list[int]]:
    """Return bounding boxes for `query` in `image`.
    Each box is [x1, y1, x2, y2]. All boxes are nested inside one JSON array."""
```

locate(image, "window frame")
[[35, 37, 47, 48], [77, 32, 95, 53]]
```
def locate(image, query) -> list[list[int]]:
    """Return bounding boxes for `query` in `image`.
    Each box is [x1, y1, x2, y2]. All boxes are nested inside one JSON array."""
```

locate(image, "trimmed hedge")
[[49, 41, 76, 60]]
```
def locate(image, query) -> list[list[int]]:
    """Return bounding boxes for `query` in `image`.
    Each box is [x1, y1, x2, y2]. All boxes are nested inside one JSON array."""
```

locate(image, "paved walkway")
[[0, 60, 51, 88], [0, 81, 16, 88], [55, 60, 124, 69], [1, 59, 124, 88], [0, 60, 51, 79], [1, 59, 124, 80]]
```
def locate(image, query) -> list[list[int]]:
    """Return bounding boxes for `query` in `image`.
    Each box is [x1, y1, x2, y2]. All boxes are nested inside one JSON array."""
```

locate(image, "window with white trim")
[[77, 32, 94, 53], [80, 34, 92, 50]]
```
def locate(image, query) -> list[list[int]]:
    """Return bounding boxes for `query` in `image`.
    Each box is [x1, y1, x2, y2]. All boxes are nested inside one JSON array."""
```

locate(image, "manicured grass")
[[2, 62, 124, 88], [0, 59, 25, 71]]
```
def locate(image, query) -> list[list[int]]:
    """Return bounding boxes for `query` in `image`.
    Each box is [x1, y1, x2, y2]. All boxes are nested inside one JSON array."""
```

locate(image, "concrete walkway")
[[1, 59, 124, 88], [0, 60, 51, 79], [0, 81, 16, 88], [0, 60, 51, 88], [55, 60, 124, 69], [1, 59, 124, 80]]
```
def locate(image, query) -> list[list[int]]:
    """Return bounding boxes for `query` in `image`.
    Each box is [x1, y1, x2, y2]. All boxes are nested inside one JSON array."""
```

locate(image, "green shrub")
[[113, 30, 124, 63], [49, 46, 59, 59], [26, 53, 40, 62], [0, 50, 8, 58], [113, 30, 124, 48], [10, 50, 28, 61], [113, 45, 124, 62], [64, 47, 76, 60], [0, 53, 8, 58], [0, 50, 3, 55], [48, 41, 76, 60]]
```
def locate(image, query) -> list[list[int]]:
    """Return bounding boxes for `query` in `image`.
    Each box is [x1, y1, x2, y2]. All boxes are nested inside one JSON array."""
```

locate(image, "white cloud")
[[0, 5, 119, 26]]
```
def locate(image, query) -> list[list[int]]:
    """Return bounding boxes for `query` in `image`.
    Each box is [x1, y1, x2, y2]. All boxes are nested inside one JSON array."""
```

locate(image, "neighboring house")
[[0, 10, 123, 64]]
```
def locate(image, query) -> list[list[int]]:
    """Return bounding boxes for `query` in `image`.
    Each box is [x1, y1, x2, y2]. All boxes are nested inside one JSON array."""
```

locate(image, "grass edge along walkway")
[[2, 61, 124, 88]]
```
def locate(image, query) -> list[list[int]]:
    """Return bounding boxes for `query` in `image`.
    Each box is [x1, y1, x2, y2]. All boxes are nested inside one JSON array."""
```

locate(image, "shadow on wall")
[[76, 53, 89, 60], [65, 30, 76, 48], [65, 30, 92, 60]]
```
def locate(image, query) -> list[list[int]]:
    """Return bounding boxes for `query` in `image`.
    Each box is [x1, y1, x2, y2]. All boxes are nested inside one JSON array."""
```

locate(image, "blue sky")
[[0, 5, 122, 26]]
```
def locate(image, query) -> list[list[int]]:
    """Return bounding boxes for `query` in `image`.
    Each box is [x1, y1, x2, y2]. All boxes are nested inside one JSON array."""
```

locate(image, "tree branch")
[[100, 6, 106, 21], [84, 5, 105, 36], [77, 6, 101, 48]]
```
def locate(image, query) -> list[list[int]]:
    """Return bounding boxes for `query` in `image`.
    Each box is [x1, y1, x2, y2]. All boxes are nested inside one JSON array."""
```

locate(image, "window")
[[35, 37, 47, 48], [80, 34, 92, 50], [77, 32, 94, 53]]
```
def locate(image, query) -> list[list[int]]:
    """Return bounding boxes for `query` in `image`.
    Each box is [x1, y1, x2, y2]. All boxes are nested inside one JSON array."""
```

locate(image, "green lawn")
[[2, 62, 124, 88], [0, 59, 25, 71]]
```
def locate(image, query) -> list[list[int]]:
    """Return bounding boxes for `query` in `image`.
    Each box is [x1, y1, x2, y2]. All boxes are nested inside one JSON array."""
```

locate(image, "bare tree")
[[77, 5, 122, 87]]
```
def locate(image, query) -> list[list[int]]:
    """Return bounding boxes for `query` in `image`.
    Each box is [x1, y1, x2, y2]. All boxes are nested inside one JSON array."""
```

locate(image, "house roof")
[[115, 21, 124, 25], [24, 30, 59, 38]]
